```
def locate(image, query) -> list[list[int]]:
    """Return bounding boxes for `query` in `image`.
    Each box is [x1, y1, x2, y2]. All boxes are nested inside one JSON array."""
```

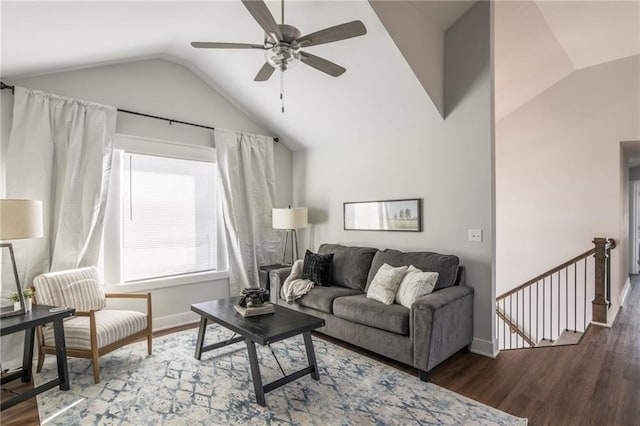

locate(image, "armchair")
[[32, 267, 152, 383]]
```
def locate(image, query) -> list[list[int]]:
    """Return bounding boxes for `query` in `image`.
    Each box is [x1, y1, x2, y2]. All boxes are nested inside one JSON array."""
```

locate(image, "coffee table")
[[191, 297, 325, 406]]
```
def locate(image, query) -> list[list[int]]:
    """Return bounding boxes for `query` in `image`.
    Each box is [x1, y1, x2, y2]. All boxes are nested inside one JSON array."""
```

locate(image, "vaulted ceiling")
[[2, 1, 638, 148], [1, 1, 470, 150]]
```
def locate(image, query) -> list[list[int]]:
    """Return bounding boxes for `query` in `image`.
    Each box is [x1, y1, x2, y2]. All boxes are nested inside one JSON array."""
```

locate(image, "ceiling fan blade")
[[300, 52, 346, 77], [254, 63, 276, 81], [191, 42, 265, 49], [296, 20, 366, 47], [241, 0, 283, 41]]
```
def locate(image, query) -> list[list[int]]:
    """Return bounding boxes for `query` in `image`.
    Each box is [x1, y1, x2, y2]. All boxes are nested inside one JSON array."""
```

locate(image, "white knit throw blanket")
[[280, 259, 314, 303]]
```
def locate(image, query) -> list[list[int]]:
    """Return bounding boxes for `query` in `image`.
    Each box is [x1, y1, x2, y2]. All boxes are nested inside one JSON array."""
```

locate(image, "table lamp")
[[272, 207, 308, 265], [0, 199, 44, 318]]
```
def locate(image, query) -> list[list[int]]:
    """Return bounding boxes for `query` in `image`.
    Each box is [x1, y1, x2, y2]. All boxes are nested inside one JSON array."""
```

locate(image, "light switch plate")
[[469, 229, 482, 242]]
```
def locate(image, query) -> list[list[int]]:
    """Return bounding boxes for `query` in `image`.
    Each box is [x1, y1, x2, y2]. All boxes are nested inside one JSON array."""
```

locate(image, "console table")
[[0, 304, 74, 411]]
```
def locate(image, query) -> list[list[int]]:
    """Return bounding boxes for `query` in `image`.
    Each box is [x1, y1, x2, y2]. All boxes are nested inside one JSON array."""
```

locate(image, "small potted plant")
[[9, 288, 34, 312]]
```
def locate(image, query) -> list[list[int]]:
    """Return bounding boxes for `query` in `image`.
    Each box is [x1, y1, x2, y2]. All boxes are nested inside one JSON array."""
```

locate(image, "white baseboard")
[[153, 311, 200, 332], [470, 337, 498, 358], [620, 277, 632, 307]]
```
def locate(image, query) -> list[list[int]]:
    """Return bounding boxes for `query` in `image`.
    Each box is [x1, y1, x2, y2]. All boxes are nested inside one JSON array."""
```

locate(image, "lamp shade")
[[272, 207, 308, 230], [0, 199, 44, 241]]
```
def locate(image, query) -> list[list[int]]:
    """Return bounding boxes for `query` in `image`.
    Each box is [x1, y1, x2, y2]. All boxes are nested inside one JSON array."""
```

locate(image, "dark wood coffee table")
[[191, 297, 325, 406]]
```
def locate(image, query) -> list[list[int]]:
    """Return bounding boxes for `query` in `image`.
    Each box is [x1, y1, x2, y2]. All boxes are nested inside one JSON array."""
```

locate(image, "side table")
[[259, 264, 289, 302], [259, 264, 290, 289], [0, 304, 75, 411]]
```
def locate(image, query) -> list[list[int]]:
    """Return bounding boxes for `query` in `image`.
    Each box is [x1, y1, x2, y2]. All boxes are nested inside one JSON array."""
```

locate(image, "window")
[[122, 153, 217, 281], [103, 135, 224, 288]]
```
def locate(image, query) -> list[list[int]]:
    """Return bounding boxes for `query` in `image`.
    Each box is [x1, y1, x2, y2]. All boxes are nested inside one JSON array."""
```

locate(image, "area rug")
[[36, 324, 527, 425]]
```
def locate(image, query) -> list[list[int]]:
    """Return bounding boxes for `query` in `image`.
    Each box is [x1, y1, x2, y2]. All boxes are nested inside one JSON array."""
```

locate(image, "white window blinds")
[[122, 153, 217, 282]]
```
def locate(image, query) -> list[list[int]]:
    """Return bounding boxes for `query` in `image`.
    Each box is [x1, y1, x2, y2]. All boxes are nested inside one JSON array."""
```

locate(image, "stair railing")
[[496, 237, 616, 350]]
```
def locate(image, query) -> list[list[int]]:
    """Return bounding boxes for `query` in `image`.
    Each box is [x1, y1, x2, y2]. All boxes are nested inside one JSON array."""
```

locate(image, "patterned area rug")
[[36, 324, 527, 425]]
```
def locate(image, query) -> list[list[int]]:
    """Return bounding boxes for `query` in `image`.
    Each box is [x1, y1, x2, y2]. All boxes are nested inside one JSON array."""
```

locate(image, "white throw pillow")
[[395, 265, 439, 308], [366, 263, 409, 305]]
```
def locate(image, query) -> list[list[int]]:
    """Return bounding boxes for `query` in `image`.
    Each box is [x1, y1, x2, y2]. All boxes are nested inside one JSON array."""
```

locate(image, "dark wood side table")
[[259, 264, 289, 291], [0, 304, 75, 411], [191, 297, 324, 406]]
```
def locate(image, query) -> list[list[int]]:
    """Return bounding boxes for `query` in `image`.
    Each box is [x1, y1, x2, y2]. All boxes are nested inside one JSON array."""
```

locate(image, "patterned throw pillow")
[[302, 250, 334, 286], [395, 265, 439, 308], [366, 263, 408, 305]]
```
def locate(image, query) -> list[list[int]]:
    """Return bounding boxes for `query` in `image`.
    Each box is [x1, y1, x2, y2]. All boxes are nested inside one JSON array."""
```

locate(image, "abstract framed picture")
[[344, 198, 422, 232]]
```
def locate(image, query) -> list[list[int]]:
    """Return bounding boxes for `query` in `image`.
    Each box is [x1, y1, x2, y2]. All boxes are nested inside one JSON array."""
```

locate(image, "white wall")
[[293, 2, 495, 355], [0, 58, 293, 328], [496, 55, 640, 308]]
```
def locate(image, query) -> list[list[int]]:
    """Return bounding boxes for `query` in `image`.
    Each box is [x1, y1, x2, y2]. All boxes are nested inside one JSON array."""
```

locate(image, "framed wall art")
[[344, 198, 422, 232]]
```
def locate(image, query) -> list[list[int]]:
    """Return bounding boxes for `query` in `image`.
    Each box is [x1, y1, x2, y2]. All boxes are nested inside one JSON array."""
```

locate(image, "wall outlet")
[[468, 229, 482, 242]]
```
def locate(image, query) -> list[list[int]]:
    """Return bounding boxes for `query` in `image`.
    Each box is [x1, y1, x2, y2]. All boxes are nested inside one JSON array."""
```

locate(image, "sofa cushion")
[[333, 294, 410, 335], [296, 286, 362, 314], [318, 244, 378, 290], [366, 263, 408, 305], [302, 250, 334, 286], [395, 266, 439, 308], [366, 249, 460, 292]]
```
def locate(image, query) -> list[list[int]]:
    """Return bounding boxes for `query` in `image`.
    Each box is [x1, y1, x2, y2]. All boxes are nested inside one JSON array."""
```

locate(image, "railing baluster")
[[557, 271, 560, 338], [529, 285, 532, 347], [549, 274, 553, 342], [584, 258, 587, 330], [503, 298, 506, 350], [536, 281, 540, 345], [510, 296, 513, 349], [542, 279, 547, 340], [565, 267, 568, 335], [574, 262, 577, 332], [516, 290, 519, 348], [504, 297, 507, 350], [521, 289, 524, 348], [606, 244, 611, 306]]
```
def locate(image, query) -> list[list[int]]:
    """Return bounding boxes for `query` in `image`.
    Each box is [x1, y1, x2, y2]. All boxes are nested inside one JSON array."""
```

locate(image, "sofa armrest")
[[269, 266, 292, 304], [411, 285, 474, 372]]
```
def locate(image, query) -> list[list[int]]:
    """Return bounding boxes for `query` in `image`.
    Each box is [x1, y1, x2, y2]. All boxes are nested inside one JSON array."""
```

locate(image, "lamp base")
[[280, 229, 299, 265], [0, 243, 26, 318]]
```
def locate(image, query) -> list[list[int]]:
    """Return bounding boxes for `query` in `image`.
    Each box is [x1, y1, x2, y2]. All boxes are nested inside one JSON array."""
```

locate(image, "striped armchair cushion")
[[33, 267, 106, 312], [43, 309, 148, 350]]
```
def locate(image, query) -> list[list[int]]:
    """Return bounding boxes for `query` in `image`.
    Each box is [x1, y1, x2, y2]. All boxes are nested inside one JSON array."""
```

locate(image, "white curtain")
[[2, 87, 115, 369], [5, 86, 116, 284], [215, 129, 279, 296]]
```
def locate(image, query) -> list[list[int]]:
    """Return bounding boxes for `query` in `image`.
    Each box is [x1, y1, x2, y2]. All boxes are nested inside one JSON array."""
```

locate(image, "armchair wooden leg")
[[92, 350, 100, 384], [36, 350, 45, 373], [147, 328, 152, 355], [146, 293, 153, 356]]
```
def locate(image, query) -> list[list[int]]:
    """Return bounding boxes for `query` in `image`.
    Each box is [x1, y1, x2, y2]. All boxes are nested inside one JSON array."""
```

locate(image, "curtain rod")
[[0, 82, 279, 142]]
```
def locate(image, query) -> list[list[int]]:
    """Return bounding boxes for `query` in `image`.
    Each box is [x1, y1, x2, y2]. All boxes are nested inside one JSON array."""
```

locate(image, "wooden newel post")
[[592, 237, 608, 323]]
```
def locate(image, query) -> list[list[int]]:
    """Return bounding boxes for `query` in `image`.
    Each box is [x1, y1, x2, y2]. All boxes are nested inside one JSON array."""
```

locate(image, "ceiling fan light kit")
[[191, 0, 367, 112]]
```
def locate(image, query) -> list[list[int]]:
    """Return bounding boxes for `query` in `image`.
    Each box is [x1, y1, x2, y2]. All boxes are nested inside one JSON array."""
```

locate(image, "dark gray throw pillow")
[[302, 250, 334, 286]]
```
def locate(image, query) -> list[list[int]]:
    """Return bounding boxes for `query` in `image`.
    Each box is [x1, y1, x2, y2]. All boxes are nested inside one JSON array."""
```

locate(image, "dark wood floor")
[[3, 278, 639, 425]]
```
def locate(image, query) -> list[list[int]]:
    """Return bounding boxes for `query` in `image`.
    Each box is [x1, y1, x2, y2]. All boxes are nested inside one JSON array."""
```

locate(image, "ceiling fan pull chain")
[[280, 71, 285, 113]]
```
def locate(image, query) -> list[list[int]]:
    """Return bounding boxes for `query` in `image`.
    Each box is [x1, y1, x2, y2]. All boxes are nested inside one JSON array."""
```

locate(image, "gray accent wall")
[[293, 2, 494, 354]]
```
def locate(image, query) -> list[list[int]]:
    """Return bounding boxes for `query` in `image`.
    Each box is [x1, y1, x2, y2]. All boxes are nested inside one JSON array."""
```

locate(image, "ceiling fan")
[[192, 0, 367, 80], [191, 0, 367, 112]]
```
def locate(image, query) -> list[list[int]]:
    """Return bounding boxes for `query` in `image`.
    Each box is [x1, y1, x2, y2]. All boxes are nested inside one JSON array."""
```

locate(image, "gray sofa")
[[269, 244, 474, 381]]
